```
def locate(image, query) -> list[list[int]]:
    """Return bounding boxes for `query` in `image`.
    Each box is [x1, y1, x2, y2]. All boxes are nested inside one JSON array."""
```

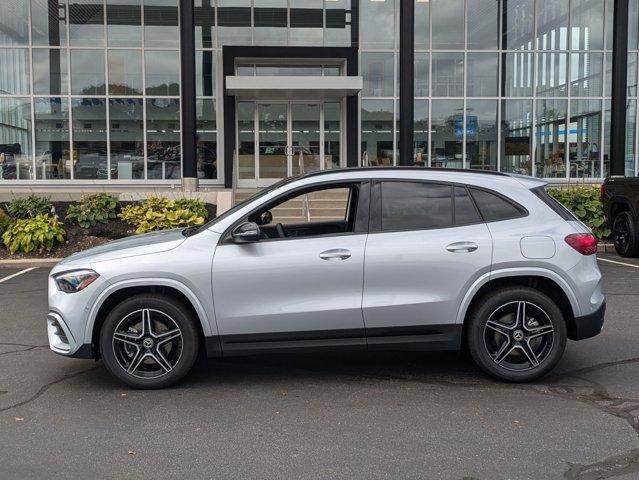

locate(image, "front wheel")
[[467, 287, 567, 382], [613, 211, 639, 257], [99, 294, 200, 389]]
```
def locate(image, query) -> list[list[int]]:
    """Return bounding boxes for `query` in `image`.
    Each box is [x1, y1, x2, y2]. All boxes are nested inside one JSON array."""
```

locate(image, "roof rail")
[[298, 166, 510, 180]]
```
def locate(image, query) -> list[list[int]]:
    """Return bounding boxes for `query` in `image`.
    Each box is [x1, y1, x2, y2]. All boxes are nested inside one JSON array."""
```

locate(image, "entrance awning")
[[226, 75, 363, 100]]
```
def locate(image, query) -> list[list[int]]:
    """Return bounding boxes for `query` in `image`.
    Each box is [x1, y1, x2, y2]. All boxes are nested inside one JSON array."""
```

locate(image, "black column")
[[222, 47, 236, 188], [398, 0, 414, 166], [179, 0, 198, 182], [610, 0, 629, 176]]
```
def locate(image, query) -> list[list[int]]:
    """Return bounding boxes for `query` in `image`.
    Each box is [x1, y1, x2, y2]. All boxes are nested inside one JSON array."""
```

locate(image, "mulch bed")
[[0, 201, 216, 260]]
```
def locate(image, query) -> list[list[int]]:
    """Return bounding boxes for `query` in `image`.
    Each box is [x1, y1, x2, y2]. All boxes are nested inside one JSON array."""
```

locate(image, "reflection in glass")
[[324, 102, 341, 169], [0, 49, 30, 95], [432, 52, 463, 97], [629, 0, 638, 51], [31, 0, 67, 46], [323, 66, 341, 76], [570, 0, 604, 50], [362, 53, 394, 97], [431, 0, 464, 50], [535, 0, 568, 50], [32, 49, 67, 95], [414, 53, 429, 97], [467, 53, 498, 97], [536, 52, 567, 97], [467, 0, 499, 50], [431, 100, 463, 168], [413, 100, 428, 166], [72, 98, 107, 179], [535, 99, 567, 179], [325, 0, 351, 47], [196, 51, 215, 97], [603, 99, 637, 176], [108, 50, 142, 95], [291, 103, 321, 174], [466, 100, 498, 171], [71, 50, 105, 95], [217, 1, 251, 45], [35, 98, 70, 179], [570, 52, 603, 97], [503, 52, 533, 97], [258, 103, 288, 180], [500, 100, 532, 175], [256, 65, 322, 76], [195, 0, 215, 48], [604, 52, 637, 97], [360, 0, 395, 49], [69, 0, 105, 46], [361, 100, 394, 166], [414, 0, 429, 49], [144, 0, 179, 49], [107, 0, 142, 48], [237, 101, 255, 179], [196, 98, 217, 179], [145, 51, 180, 96], [502, 0, 534, 50], [290, 0, 323, 46], [236, 65, 254, 76], [0, 98, 32, 180], [569, 99, 601, 178], [109, 99, 144, 179], [146, 98, 181, 180], [254, 0, 287, 45]]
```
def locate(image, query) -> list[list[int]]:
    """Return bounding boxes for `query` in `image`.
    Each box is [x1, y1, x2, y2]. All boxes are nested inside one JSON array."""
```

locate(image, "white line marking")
[[0, 267, 38, 284], [598, 257, 639, 269]]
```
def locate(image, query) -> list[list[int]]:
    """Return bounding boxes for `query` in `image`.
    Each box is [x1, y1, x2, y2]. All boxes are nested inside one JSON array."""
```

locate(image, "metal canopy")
[[226, 75, 363, 99]]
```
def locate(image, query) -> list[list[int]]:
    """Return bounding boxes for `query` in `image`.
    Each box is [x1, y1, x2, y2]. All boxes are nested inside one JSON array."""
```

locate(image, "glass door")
[[258, 102, 288, 184], [291, 102, 321, 175]]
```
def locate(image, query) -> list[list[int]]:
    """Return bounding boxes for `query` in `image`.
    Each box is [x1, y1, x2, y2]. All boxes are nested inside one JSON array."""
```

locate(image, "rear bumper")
[[569, 301, 606, 340]]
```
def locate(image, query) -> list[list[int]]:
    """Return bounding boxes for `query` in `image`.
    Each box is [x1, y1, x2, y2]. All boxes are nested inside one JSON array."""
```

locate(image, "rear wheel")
[[99, 294, 199, 389], [613, 211, 639, 257], [467, 287, 566, 382]]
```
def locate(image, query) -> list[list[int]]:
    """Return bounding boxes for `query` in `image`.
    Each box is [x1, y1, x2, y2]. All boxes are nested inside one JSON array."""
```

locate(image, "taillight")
[[565, 233, 598, 255]]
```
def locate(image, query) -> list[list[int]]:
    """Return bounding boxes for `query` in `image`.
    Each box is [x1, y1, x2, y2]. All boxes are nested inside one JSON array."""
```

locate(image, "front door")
[[237, 100, 343, 188]]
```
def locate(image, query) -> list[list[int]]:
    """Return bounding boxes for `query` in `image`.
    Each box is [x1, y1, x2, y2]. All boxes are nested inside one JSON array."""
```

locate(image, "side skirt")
[[204, 325, 462, 358]]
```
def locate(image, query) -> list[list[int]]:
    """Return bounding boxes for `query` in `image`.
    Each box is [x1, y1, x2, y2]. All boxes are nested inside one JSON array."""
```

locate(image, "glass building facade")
[[0, 0, 637, 186]]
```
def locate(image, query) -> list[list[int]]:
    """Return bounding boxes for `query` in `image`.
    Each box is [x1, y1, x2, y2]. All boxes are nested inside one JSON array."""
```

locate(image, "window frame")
[[220, 179, 371, 244]]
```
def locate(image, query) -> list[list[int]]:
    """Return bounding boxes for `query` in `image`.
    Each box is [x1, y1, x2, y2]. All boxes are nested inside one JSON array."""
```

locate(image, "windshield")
[[196, 177, 295, 233]]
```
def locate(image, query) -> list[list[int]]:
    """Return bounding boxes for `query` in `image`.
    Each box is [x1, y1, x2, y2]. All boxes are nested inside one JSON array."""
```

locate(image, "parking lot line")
[[0, 267, 38, 284], [598, 257, 639, 269]]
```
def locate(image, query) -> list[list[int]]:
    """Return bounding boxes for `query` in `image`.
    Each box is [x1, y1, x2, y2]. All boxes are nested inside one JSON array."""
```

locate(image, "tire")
[[99, 294, 200, 389], [612, 211, 639, 258], [467, 287, 567, 382]]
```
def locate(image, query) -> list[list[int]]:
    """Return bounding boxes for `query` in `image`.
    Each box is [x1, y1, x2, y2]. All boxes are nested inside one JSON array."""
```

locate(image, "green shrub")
[[0, 209, 13, 237], [6, 195, 53, 219], [2, 214, 66, 254], [118, 196, 207, 234], [66, 193, 119, 228], [547, 186, 609, 240]]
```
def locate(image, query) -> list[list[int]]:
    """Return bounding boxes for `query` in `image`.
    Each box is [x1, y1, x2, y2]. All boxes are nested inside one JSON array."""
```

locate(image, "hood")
[[59, 228, 187, 265]]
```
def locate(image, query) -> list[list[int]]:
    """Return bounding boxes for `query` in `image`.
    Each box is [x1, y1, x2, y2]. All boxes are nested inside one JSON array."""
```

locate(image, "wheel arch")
[[87, 279, 215, 358], [457, 269, 581, 341], [609, 197, 635, 226]]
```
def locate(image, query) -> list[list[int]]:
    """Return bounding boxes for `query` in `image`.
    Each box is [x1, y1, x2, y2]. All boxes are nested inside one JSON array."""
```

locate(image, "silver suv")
[[47, 168, 605, 388]]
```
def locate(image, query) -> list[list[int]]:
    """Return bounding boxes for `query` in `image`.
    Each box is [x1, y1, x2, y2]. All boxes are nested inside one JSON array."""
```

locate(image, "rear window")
[[469, 188, 527, 222], [531, 186, 577, 221], [381, 181, 453, 231]]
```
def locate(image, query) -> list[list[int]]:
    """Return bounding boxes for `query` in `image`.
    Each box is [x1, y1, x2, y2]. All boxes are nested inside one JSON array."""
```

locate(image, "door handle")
[[319, 248, 351, 260], [446, 241, 478, 253]]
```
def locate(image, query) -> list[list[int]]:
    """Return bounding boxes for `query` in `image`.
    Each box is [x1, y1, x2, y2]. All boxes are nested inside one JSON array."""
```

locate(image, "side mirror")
[[231, 221, 261, 243]]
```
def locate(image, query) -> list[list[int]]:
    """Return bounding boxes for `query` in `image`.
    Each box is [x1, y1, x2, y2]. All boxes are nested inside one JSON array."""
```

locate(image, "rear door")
[[362, 181, 493, 348]]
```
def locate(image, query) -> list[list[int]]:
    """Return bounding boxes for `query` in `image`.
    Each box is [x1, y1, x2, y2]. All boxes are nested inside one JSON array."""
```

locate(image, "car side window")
[[454, 186, 482, 225], [381, 181, 453, 231], [469, 187, 526, 222]]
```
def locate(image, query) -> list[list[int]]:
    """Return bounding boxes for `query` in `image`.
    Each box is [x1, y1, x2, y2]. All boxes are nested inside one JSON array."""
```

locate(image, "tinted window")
[[454, 186, 482, 225], [469, 188, 526, 222], [381, 182, 453, 231]]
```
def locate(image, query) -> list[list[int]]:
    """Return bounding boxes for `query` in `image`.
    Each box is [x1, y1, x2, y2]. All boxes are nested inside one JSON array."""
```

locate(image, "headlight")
[[54, 269, 99, 293]]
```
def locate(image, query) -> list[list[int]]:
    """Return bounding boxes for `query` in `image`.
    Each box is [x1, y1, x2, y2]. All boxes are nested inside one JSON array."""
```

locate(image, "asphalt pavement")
[[0, 256, 638, 480]]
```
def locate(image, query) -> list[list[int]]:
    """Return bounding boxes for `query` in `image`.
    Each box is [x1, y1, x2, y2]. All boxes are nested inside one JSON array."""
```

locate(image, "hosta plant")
[[2, 214, 66, 254], [547, 186, 610, 240], [6, 195, 53, 219], [118, 196, 207, 234], [66, 193, 119, 228]]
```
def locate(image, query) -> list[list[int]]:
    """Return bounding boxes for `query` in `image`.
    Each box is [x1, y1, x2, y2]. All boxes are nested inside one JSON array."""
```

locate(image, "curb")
[[597, 243, 615, 253], [0, 258, 62, 268]]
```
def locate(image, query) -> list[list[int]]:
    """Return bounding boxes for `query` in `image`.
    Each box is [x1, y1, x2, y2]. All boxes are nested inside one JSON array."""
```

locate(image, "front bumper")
[[47, 311, 94, 358], [569, 300, 606, 340]]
